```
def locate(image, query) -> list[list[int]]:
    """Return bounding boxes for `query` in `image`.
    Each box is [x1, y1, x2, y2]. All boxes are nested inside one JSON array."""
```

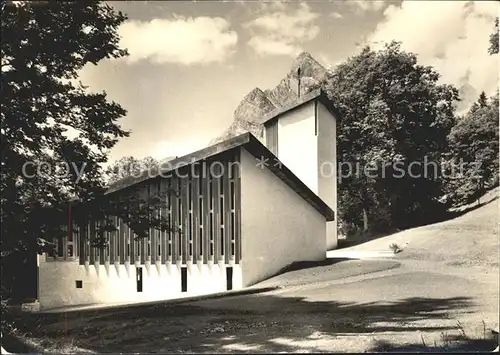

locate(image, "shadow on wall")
[[8, 292, 489, 353]]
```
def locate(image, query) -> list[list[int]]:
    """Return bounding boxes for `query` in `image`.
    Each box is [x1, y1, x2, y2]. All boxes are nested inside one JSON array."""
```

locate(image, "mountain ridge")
[[210, 52, 330, 145]]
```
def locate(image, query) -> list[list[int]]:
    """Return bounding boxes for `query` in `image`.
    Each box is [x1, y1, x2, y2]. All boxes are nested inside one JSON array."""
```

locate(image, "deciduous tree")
[[323, 41, 458, 232]]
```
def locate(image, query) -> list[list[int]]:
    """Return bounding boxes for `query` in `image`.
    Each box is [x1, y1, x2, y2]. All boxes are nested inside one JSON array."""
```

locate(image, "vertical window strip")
[[111, 216, 115, 262], [168, 209, 172, 260], [166, 180, 172, 262], [136, 233, 140, 258], [178, 186, 182, 258], [120, 217, 125, 264], [188, 180, 192, 210], [86, 224, 90, 263], [198, 169, 203, 193], [199, 197, 203, 258], [116, 216, 120, 263], [72, 223, 78, 259], [220, 196, 224, 226], [209, 213, 214, 245], [231, 212, 235, 242], [220, 227, 224, 256], [93, 222, 98, 263], [158, 182, 162, 261], [106, 219, 110, 260], [127, 226, 131, 261], [209, 180, 213, 210], [230, 181, 235, 210], [199, 228, 203, 257], [232, 160, 238, 180], [189, 219, 193, 259]]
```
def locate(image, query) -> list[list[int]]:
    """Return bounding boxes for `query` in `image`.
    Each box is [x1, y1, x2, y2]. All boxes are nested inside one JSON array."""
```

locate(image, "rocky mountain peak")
[[209, 53, 329, 145], [290, 51, 328, 80]]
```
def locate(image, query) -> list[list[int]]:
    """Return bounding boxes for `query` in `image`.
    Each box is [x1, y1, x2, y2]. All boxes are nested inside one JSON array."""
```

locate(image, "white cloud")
[[119, 16, 238, 65], [366, 1, 498, 107], [347, 0, 388, 13], [244, 3, 320, 57], [330, 12, 343, 19]]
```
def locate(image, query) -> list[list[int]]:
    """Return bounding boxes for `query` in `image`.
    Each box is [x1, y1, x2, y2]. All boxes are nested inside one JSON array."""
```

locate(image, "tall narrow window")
[[209, 212, 213, 233], [188, 214, 192, 242], [198, 171, 203, 193], [220, 197, 224, 225], [230, 181, 235, 209], [86, 225, 90, 262], [231, 161, 238, 180], [199, 228, 203, 257], [178, 190, 182, 257], [198, 198, 203, 222], [220, 228, 224, 255], [114, 216, 119, 262], [209, 180, 213, 209], [126, 227, 130, 259], [178, 197, 182, 225], [231, 212, 235, 242]]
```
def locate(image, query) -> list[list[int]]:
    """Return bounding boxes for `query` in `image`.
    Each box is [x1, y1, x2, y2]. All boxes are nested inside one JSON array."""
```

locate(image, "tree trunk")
[[363, 207, 369, 232]]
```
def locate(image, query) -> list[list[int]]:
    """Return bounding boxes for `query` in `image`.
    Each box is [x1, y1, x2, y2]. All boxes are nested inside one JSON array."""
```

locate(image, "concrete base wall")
[[38, 256, 242, 310], [239, 149, 326, 287]]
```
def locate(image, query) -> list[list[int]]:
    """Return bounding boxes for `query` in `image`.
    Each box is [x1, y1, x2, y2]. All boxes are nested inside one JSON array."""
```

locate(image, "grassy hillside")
[[338, 187, 499, 269]]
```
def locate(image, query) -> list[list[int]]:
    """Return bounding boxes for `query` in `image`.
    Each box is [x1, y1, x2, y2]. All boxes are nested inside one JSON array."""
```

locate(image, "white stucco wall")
[[38, 256, 242, 310], [276, 102, 318, 194], [239, 149, 326, 287], [317, 101, 338, 250]]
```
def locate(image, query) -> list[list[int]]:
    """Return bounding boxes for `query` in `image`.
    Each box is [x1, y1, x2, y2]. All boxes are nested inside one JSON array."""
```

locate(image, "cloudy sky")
[[79, 0, 499, 163]]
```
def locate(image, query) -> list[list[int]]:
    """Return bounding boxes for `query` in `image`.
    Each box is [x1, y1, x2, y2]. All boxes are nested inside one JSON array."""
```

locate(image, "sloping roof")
[[106, 132, 335, 221], [260, 88, 341, 126]]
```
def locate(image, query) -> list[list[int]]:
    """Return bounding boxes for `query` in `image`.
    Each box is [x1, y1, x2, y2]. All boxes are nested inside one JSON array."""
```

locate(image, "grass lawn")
[[4, 188, 499, 353]]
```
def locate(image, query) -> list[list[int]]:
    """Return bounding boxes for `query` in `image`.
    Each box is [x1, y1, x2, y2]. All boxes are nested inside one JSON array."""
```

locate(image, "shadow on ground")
[[371, 336, 498, 353], [7, 293, 478, 353], [276, 258, 354, 274]]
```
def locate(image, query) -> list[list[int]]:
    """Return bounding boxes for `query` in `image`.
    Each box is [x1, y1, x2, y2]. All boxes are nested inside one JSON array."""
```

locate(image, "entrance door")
[[226, 267, 233, 291], [181, 267, 187, 292], [136, 267, 143, 292]]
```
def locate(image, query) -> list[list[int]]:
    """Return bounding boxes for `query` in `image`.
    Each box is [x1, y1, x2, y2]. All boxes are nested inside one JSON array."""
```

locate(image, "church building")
[[36, 89, 340, 310]]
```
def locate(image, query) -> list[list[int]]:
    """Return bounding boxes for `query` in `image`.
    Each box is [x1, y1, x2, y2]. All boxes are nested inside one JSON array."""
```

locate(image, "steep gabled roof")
[[106, 132, 335, 222]]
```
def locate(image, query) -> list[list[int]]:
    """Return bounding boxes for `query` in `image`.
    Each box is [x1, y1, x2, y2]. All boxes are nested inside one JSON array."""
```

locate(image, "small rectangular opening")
[[75, 280, 83, 289], [226, 267, 233, 291], [181, 267, 187, 292]]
